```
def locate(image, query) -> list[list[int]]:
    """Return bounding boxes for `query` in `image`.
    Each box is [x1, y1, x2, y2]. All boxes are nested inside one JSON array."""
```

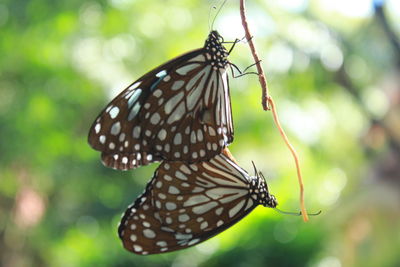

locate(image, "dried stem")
[[268, 97, 309, 222], [239, 0, 270, 110], [239, 0, 309, 222]]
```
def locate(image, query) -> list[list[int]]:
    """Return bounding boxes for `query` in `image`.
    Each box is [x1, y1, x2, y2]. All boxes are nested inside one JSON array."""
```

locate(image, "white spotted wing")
[[88, 31, 234, 170], [118, 154, 277, 255]]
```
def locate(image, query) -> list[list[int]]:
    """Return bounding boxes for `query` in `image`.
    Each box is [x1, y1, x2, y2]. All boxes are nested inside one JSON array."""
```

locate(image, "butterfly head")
[[251, 162, 278, 208], [205, 30, 229, 69], [257, 172, 278, 208]]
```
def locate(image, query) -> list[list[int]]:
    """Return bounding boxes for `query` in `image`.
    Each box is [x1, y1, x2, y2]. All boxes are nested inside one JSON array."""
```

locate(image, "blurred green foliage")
[[1, 0, 400, 266]]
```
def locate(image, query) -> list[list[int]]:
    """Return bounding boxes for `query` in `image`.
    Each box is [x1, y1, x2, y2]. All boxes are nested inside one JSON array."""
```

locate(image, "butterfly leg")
[[223, 35, 253, 55], [242, 35, 254, 43], [229, 60, 261, 78]]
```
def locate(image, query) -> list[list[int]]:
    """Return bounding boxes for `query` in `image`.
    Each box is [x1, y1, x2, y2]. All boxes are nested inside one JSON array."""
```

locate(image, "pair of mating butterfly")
[[88, 31, 278, 255]]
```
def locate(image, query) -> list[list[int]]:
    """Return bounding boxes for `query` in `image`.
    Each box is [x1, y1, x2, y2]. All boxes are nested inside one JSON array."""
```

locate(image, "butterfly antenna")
[[273, 208, 322, 216], [211, 0, 228, 30], [251, 161, 258, 176], [208, 5, 217, 31]]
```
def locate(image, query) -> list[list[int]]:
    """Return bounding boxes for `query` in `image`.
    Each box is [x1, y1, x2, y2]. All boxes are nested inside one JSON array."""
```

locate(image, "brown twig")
[[239, 0, 270, 111], [239, 0, 309, 222]]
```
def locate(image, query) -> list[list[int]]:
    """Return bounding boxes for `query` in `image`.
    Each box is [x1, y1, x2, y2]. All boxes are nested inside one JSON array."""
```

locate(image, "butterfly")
[[117, 153, 277, 255], [88, 31, 235, 170]]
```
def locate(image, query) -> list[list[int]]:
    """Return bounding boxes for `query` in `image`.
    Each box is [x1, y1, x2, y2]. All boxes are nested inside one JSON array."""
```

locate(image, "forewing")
[[146, 62, 234, 164], [88, 51, 233, 170]]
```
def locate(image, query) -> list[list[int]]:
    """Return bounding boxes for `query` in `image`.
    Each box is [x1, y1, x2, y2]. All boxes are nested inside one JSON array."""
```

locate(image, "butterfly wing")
[[118, 155, 260, 255], [117, 179, 180, 255], [88, 37, 234, 170]]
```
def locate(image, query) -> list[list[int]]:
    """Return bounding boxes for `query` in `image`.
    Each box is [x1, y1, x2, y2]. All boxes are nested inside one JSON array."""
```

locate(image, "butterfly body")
[[118, 154, 277, 255], [88, 31, 234, 170]]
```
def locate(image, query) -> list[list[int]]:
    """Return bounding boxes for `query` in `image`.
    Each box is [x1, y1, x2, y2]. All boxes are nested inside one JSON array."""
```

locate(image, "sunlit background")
[[1, 0, 400, 266]]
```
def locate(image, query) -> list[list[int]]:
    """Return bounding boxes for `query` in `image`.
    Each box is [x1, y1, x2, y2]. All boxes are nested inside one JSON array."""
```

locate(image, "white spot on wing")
[[175, 171, 187, 180], [180, 165, 191, 174], [164, 143, 170, 152], [133, 244, 143, 252], [156, 241, 167, 247], [166, 202, 177, 210], [119, 133, 126, 141], [190, 131, 196, 144], [197, 130, 203, 141], [143, 229, 156, 239], [174, 133, 182, 145], [109, 106, 120, 119], [94, 123, 101, 134], [156, 70, 167, 77], [168, 186, 180, 194], [128, 89, 142, 108], [153, 89, 162, 98], [130, 234, 137, 241], [212, 143, 218, 150], [178, 214, 190, 222], [128, 102, 141, 121], [200, 221, 208, 230], [110, 121, 121, 135], [150, 113, 161, 124], [188, 238, 200, 246], [129, 81, 141, 90], [175, 233, 192, 240], [132, 126, 141, 138], [215, 207, 223, 215], [209, 126, 216, 136], [158, 129, 167, 141]]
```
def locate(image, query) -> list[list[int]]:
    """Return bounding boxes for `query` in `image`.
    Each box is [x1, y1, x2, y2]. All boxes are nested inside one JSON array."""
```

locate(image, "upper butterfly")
[[88, 31, 234, 170]]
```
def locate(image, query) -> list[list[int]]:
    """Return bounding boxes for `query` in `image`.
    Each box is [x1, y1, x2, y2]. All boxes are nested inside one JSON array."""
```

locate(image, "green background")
[[1, 0, 400, 266]]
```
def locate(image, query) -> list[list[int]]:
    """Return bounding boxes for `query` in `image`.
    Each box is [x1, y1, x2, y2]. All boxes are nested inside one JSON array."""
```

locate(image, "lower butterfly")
[[118, 153, 277, 255], [88, 31, 235, 170]]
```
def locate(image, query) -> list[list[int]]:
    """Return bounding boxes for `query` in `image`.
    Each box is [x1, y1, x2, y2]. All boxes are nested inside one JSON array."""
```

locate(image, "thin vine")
[[239, 0, 309, 222]]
